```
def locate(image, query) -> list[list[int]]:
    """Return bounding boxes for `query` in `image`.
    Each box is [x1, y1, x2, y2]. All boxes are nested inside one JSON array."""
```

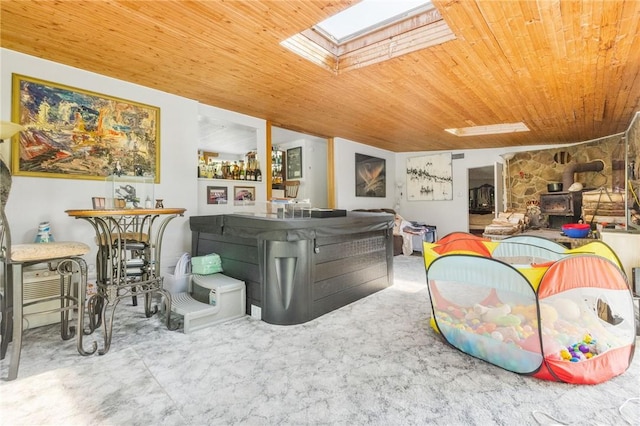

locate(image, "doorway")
[[271, 126, 328, 207], [468, 165, 496, 235]]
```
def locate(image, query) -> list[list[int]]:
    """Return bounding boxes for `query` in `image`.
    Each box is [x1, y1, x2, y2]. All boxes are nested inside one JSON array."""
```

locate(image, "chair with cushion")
[[0, 121, 96, 379], [0, 209, 97, 380], [284, 180, 300, 198]]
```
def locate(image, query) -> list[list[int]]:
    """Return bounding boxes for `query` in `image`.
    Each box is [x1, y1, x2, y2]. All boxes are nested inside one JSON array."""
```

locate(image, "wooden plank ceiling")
[[1, 0, 639, 152]]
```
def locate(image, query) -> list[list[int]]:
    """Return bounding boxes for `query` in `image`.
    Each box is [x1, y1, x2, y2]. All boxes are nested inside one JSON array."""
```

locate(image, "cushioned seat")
[[1, 210, 96, 380], [11, 241, 90, 262]]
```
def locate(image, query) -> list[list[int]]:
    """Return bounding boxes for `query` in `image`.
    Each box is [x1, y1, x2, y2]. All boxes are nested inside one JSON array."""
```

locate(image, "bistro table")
[[66, 207, 186, 354]]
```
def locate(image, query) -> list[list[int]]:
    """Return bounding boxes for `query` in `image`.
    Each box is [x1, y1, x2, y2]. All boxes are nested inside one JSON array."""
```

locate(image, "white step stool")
[[170, 273, 246, 333]]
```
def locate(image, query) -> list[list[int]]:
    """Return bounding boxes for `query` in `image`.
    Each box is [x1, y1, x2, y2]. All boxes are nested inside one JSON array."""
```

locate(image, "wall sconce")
[[0, 121, 24, 140]]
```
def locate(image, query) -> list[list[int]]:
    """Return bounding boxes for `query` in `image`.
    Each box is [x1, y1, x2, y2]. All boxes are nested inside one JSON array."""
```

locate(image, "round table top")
[[66, 208, 186, 217]]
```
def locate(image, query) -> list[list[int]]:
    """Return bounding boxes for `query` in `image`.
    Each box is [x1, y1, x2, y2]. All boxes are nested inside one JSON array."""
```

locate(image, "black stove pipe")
[[562, 160, 605, 190]]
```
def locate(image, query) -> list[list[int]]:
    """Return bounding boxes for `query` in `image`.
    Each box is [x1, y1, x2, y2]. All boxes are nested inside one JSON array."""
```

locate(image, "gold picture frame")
[[11, 74, 160, 182]]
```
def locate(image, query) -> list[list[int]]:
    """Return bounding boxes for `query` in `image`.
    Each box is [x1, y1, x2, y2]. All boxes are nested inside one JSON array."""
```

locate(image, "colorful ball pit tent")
[[423, 233, 636, 384]]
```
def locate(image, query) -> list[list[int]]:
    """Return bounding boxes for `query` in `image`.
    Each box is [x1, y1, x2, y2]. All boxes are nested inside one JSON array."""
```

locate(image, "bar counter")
[[190, 211, 394, 325]]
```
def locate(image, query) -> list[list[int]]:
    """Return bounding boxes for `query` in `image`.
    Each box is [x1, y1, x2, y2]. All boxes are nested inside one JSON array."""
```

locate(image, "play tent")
[[423, 232, 636, 384]]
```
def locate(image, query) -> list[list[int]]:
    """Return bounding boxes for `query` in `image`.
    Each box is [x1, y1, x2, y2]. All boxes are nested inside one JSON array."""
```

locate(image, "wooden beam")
[[327, 137, 335, 209]]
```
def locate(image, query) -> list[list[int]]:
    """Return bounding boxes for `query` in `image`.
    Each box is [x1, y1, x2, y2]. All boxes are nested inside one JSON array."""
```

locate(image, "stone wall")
[[506, 134, 624, 213]]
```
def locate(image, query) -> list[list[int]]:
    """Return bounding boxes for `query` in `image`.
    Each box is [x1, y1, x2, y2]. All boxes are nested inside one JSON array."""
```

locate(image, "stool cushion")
[[96, 232, 149, 245], [11, 241, 90, 262]]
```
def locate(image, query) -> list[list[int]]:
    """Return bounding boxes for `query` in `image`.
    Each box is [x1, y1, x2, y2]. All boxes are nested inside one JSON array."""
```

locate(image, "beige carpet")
[[1, 254, 638, 425]]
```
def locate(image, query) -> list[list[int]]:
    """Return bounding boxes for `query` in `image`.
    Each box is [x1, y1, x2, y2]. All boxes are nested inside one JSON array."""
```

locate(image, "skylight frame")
[[313, 1, 435, 45], [445, 122, 531, 137], [280, 1, 454, 75]]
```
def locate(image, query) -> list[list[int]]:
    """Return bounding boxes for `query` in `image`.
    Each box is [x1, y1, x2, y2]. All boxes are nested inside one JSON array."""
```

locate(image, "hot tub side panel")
[[190, 214, 393, 324], [313, 230, 393, 320]]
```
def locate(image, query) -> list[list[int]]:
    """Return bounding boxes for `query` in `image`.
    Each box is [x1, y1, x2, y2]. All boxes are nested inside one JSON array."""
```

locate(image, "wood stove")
[[539, 191, 583, 228]]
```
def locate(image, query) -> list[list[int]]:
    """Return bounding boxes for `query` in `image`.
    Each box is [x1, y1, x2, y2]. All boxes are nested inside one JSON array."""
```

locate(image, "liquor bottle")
[[255, 161, 262, 182], [239, 161, 246, 180], [232, 161, 239, 180], [197, 151, 205, 178]]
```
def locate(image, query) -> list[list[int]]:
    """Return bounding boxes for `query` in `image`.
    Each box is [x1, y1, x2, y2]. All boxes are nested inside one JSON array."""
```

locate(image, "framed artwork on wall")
[[406, 153, 453, 201], [286, 146, 302, 179], [233, 186, 255, 205], [355, 153, 386, 197], [11, 73, 160, 182], [207, 186, 227, 204]]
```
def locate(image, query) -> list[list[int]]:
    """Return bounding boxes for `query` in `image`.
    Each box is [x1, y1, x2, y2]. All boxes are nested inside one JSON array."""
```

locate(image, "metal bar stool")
[[1, 210, 97, 380]]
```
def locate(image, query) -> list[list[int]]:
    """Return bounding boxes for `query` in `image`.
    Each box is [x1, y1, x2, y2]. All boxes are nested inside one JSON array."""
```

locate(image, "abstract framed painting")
[[11, 74, 160, 182], [355, 153, 386, 197], [406, 153, 453, 201]]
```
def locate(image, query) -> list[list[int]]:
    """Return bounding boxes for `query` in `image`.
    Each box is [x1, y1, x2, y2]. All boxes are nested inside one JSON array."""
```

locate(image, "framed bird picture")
[[355, 153, 386, 197]]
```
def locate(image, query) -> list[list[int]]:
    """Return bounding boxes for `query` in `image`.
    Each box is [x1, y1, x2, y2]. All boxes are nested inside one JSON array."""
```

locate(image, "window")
[[314, 0, 432, 44]]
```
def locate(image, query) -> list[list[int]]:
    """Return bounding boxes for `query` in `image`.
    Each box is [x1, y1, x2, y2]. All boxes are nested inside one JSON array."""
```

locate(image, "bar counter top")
[[189, 211, 394, 241]]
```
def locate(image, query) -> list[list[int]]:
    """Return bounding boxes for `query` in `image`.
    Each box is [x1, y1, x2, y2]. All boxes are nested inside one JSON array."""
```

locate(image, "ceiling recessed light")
[[445, 122, 530, 137]]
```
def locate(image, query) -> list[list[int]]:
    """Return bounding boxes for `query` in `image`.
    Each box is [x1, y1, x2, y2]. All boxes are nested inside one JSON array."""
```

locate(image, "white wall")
[[276, 138, 328, 206], [304, 138, 328, 207], [1, 48, 197, 270], [334, 138, 396, 210]]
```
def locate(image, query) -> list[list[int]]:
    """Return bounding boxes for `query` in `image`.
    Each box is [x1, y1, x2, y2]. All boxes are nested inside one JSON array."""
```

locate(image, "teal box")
[[191, 253, 223, 275]]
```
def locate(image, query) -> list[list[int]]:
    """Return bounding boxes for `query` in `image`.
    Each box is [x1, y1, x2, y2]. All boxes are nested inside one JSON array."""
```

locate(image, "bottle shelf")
[[197, 177, 264, 183]]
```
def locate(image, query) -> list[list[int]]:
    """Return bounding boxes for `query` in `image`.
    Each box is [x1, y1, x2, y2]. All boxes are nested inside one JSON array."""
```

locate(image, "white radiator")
[[22, 266, 70, 329]]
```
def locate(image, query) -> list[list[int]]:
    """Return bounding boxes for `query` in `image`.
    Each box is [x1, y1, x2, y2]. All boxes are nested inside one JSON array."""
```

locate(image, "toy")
[[425, 232, 636, 384], [559, 334, 601, 362], [471, 303, 522, 327]]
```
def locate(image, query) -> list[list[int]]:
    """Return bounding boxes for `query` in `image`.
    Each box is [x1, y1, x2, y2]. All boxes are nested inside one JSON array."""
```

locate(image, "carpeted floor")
[[1, 254, 638, 425]]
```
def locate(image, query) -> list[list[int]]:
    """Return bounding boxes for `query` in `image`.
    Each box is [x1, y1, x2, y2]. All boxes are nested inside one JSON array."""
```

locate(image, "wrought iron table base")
[[87, 278, 176, 355], [66, 207, 185, 356]]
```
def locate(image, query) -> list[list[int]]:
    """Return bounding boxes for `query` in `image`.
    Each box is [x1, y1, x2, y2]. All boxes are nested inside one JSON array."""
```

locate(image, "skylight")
[[315, 0, 432, 44], [445, 122, 530, 137], [280, 0, 454, 74]]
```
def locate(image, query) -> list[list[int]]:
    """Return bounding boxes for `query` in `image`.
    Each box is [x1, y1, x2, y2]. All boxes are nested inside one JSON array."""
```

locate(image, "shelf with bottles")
[[198, 150, 263, 182], [271, 148, 286, 185]]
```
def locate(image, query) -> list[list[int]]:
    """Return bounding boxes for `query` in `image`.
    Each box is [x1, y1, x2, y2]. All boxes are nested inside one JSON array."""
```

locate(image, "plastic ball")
[[583, 334, 593, 344], [579, 345, 589, 353], [570, 357, 580, 362], [491, 331, 504, 341]]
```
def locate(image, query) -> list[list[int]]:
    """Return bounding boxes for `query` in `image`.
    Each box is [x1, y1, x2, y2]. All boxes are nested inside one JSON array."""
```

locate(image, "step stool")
[[170, 273, 246, 334]]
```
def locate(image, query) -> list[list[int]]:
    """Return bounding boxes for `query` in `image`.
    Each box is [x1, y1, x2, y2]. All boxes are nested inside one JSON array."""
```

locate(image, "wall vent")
[[22, 266, 70, 329]]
